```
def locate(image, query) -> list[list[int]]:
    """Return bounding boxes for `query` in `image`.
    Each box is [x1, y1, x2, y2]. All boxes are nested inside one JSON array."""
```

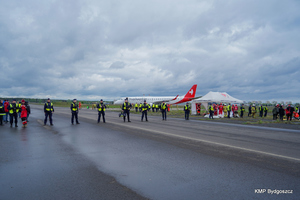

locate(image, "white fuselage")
[[113, 96, 184, 105]]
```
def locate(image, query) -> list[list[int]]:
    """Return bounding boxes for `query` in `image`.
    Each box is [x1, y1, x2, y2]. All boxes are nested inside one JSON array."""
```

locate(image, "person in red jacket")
[[4, 100, 9, 123], [219, 103, 223, 115], [234, 104, 238, 117], [214, 104, 218, 115], [20, 99, 29, 127]]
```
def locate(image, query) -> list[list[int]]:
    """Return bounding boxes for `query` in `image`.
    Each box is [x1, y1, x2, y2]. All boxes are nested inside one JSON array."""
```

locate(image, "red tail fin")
[[184, 85, 197, 98]]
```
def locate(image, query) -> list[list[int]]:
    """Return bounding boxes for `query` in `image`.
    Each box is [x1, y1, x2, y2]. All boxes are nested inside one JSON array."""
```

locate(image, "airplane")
[[113, 84, 199, 105]]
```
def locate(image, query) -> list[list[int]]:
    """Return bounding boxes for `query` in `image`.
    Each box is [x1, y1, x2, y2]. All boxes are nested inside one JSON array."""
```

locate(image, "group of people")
[[121, 98, 170, 122], [207, 102, 299, 121], [0, 99, 31, 127], [3, 98, 299, 128], [208, 103, 241, 119], [272, 104, 299, 121]]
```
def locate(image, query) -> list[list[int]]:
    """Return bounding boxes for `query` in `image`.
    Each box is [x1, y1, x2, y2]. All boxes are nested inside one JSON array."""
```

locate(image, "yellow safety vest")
[[9, 104, 19, 114], [123, 102, 130, 110], [227, 105, 231, 111], [98, 104, 106, 111], [45, 103, 53, 112], [142, 104, 149, 111], [0, 106, 5, 115], [72, 103, 78, 111], [161, 103, 166, 110]]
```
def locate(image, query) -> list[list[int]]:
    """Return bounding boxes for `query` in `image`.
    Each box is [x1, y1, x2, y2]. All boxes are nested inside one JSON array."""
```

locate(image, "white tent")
[[191, 91, 244, 115]]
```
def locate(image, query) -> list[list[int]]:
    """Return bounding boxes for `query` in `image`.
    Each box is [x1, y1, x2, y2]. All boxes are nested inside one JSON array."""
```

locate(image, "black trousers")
[[141, 111, 148, 121], [264, 111, 267, 117], [185, 111, 190, 120], [98, 111, 105, 122], [10, 113, 18, 125], [44, 112, 53, 125], [228, 111, 231, 118], [240, 111, 244, 118], [259, 111, 263, 117], [287, 114, 292, 121], [123, 110, 130, 122], [279, 114, 284, 120], [71, 112, 79, 124], [162, 110, 167, 120], [209, 111, 214, 119], [0, 115, 3, 125], [273, 114, 277, 120]]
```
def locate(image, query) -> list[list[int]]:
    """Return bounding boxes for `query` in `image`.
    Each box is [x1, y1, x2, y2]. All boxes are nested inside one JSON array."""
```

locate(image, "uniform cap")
[[100, 99, 103, 101]]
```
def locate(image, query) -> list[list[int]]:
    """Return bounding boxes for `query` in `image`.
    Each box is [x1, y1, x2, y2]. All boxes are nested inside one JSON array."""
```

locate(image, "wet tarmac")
[[1, 105, 299, 200]]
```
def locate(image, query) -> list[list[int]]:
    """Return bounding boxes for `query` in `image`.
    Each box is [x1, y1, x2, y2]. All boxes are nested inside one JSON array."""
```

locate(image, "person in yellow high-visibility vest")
[[161, 101, 167, 120], [70, 99, 80, 125], [97, 99, 106, 123], [208, 103, 214, 119], [184, 103, 191, 120], [141, 100, 149, 122], [223, 104, 228, 117], [135, 103, 138, 112], [8, 99, 19, 127], [0, 100, 5, 125], [44, 98, 54, 126]]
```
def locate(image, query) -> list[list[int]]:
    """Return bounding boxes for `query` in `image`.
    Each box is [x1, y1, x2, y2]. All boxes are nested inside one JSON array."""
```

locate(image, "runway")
[[1, 105, 299, 200]]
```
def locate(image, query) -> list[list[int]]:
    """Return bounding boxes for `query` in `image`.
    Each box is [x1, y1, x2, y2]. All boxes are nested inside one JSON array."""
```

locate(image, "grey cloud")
[[109, 61, 126, 69], [0, 0, 300, 102]]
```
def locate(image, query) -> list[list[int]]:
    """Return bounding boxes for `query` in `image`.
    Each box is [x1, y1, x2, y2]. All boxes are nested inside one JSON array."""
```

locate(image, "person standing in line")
[[161, 101, 167, 120], [286, 104, 294, 121], [134, 103, 138, 112], [122, 98, 131, 122], [279, 105, 285, 121], [9, 99, 19, 127], [4, 100, 9, 123], [44, 98, 54, 125], [240, 104, 245, 118], [223, 103, 227, 118], [97, 99, 106, 123], [251, 104, 256, 118], [184, 102, 191, 120], [272, 105, 278, 120], [0, 100, 5, 125], [248, 104, 252, 117], [70, 99, 80, 125], [227, 103, 231, 118], [263, 105, 268, 117], [219, 103, 223, 115], [20, 99, 29, 128], [209, 103, 214, 119], [152, 104, 155, 112], [141, 100, 149, 122], [25, 101, 31, 122], [259, 105, 264, 117]]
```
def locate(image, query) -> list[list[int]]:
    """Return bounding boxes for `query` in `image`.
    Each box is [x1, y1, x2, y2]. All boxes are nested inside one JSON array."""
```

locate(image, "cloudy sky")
[[0, 0, 299, 102]]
